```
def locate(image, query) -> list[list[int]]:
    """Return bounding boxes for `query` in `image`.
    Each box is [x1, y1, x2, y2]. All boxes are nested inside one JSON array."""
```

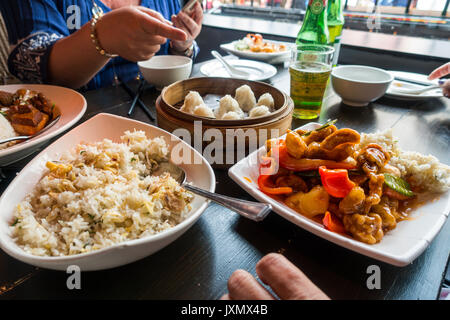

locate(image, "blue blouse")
[[0, 0, 198, 91]]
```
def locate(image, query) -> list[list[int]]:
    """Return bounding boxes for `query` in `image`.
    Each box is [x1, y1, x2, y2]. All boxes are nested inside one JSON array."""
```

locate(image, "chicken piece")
[[364, 173, 385, 213], [302, 125, 337, 145], [0, 90, 14, 106], [371, 204, 397, 231], [297, 125, 337, 145], [320, 128, 361, 151], [275, 174, 308, 193], [285, 129, 307, 159], [380, 163, 401, 177], [305, 141, 356, 161], [379, 195, 406, 221], [339, 186, 366, 215], [285, 185, 329, 218], [343, 213, 384, 244], [357, 143, 390, 175]]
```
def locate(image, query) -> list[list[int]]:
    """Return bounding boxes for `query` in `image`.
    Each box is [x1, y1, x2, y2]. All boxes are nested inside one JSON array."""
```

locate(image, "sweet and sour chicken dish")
[[258, 121, 450, 244]]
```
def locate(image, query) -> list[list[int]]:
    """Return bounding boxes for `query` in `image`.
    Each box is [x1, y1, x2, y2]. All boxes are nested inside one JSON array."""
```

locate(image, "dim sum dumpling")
[[249, 105, 271, 118], [234, 85, 256, 112], [193, 105, 215, 118], [180, 91, 205, 114], [216, 95, 244, 119], [257, 93, 274, 111], [221, 111, 242, 120]]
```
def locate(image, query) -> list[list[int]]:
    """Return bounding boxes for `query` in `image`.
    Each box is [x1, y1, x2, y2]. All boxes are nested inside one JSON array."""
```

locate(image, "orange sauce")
[[244, 176, 252, 184], [397, 193, 442, 221]]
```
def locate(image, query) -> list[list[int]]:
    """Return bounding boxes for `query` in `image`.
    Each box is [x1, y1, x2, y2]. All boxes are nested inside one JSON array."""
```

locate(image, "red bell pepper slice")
[[322, 211, 346, 234], [318, 166, 355, 198], [257, 152, 293, 195], [257, 174, 293, 195]]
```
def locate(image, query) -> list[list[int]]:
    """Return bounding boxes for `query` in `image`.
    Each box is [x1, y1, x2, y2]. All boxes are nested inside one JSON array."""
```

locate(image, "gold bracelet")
[[90, 15, 118, 59]]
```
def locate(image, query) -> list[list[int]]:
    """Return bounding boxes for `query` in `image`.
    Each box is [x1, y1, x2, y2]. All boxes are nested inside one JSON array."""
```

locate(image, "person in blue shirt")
[[0, 0, 203, 90]]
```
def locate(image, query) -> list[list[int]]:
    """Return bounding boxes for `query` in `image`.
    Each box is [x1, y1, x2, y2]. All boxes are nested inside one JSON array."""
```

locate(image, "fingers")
[[220, 293, 231, 300], [442, 79, 450, 97], [227, 269, 275, 300], [137, 6, 171, 24], [255, 253, 329, 300], [428, 62, 450, 80], [137, 8, 187, 41], [173, 11, 199, 36], [191, 2, 204, 25]]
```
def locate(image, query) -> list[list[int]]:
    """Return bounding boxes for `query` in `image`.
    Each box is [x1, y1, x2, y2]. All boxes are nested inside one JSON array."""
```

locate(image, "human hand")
[[428, 62, 450, 98], [170, 2, 203, 53], [96, 6, 187, 62], [221, 253, 329, 300]]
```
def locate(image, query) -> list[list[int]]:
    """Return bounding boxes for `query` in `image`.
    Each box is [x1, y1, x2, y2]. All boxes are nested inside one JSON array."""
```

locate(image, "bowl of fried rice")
[[0, 113, 215, 271]]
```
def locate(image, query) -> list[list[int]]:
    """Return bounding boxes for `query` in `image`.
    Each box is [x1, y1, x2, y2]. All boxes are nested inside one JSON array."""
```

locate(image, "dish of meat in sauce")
[[257, 121, 449, 244], [0, 89, 59, 139]]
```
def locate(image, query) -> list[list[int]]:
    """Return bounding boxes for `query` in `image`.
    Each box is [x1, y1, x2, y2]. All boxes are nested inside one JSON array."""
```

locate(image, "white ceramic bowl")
[[138, 55, 193, 90], [331, 65, 394, 107], [0, 113, 215, 271]]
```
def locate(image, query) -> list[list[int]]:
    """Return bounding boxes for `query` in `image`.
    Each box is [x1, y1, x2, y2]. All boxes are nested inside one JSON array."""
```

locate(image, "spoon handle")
[[211, 50, 235, 77], [183, 184, 271, 222], [0, 135, 30, 144]]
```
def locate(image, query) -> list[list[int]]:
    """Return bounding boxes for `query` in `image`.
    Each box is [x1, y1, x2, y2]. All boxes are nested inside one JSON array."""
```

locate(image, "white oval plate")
[[200, 59, 278, 81], [0, 113, 215, 271], [386, 71, 443, 100], [0, 84, 87, 166], [228, 122, 449, 267], [220, 40, 294, 64]]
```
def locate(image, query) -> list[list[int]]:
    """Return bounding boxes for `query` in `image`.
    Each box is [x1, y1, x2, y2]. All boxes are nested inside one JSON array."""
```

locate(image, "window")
[[204, 0, 450, 40]]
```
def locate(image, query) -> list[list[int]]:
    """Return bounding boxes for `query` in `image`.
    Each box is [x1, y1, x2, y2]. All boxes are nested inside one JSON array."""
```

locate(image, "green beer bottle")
[[296, 0, 329, 45], [327, 0, 344, 66]]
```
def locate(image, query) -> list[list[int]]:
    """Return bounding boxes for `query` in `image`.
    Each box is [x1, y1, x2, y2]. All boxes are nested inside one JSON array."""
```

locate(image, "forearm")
[[48, 22, 110, 89]]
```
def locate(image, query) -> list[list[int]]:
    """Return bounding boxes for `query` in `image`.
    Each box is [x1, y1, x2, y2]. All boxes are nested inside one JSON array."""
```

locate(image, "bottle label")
[[309, 0, 326, 14]]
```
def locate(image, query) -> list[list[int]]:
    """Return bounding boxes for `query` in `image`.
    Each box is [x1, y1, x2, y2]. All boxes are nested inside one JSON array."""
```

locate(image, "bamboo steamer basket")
[[156, 77, 293, 169]]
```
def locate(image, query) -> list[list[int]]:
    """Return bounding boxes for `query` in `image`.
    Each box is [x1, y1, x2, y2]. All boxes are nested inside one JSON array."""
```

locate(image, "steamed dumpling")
[[257, 93, 274, 111], [221, 111, 242, 120], [193, 105, 215, 118], [249, 105, 271, 118], [180, 91, 205, 113], [234, 85, 256, 112], [216, 95, 244, 119]]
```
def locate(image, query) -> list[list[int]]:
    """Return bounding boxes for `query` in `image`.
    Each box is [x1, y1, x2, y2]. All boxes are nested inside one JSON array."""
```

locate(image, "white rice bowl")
[[10, 130, 194, 257]]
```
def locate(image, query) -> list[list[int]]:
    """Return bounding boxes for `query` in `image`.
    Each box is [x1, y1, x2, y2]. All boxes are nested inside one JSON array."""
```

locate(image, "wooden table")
[[0, 61, 449, 300]]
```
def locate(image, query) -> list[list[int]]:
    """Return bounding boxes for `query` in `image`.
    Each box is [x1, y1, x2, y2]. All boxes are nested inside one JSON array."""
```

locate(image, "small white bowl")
[[138, 55, 193, 90], [331, 65, 394, 107]]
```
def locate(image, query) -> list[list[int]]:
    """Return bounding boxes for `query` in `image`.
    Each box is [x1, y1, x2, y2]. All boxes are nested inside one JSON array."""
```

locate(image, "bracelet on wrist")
[[90, 15, 118, 59]]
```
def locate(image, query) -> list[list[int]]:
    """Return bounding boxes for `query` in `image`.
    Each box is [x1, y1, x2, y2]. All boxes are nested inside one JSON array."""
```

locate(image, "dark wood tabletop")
[[0, 60, 449, 300]]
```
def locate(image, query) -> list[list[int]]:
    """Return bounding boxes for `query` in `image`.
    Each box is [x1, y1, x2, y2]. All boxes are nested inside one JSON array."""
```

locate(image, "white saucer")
[[386, 71, 443, 100], [200, 59, 278, 81]]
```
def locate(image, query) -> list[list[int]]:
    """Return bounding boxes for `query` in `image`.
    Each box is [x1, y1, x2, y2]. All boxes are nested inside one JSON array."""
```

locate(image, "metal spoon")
[[0, 115, 61, 145], [152, 161, 271, 222], [211, 50, 251, 79], [390, 84, 441, 95]]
